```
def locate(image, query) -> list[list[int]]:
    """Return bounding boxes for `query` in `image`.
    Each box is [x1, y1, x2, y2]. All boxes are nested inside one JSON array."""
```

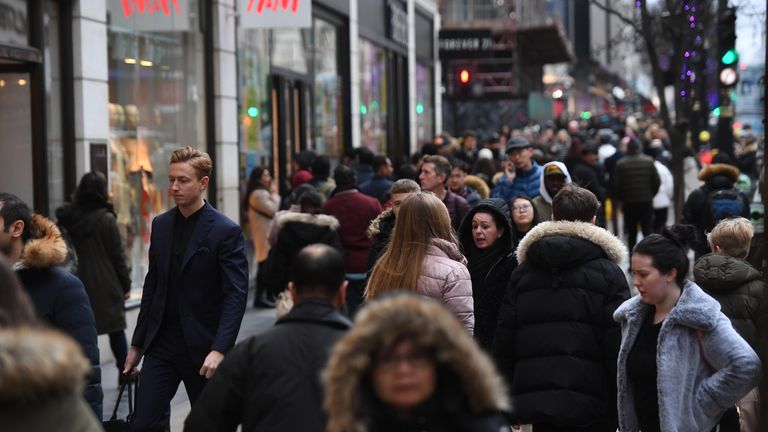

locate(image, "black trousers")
[[623, 202, 654, 253], [653, 207, 668, 234]]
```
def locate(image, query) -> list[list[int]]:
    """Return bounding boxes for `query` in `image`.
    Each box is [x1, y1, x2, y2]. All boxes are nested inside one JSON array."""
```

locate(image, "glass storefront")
[[359, 39, 388, 155], [107, 1, 206, 290], [239, 28, 271, 188], [313, 17, 343, 158], [415, 63, 434, 145]]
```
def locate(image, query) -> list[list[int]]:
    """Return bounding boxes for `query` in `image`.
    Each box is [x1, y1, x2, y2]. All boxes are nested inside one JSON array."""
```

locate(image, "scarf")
[[466, 239, 508, 298]]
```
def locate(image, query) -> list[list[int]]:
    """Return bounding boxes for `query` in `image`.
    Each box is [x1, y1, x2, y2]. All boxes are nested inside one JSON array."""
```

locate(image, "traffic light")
[[718, 7, 738, 89], [459, 68, 471, 84]]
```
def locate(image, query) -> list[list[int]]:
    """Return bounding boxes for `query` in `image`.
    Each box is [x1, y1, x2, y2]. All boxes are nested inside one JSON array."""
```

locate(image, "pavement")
[[101, 294, 277, 431]]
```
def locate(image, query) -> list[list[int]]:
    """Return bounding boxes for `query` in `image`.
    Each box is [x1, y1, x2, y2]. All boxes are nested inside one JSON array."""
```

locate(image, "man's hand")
[[199, 350, 225, 379], [123, 346, 142, 375]]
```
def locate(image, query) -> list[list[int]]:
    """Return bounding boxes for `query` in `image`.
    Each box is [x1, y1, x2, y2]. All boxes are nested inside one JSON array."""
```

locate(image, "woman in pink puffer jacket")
[[367, 192, 474, 333]]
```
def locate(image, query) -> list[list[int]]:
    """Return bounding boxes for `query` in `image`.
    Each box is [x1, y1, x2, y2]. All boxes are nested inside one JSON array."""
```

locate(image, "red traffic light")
[[459, 69, 470, 84]]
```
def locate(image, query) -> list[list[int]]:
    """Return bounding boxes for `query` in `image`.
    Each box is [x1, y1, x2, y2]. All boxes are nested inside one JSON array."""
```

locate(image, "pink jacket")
[[417, 239, 474, 334]]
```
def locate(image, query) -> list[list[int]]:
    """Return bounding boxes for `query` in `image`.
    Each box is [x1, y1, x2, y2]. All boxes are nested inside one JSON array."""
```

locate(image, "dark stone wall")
[[441, 98, 528, 139]]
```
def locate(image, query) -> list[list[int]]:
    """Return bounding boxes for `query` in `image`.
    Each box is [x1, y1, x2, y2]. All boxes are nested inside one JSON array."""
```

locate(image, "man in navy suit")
[[124, 147, 248, 432]]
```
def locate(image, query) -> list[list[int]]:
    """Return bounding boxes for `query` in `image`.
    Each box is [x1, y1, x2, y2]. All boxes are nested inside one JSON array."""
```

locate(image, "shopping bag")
[[102, 374, 138, 432]]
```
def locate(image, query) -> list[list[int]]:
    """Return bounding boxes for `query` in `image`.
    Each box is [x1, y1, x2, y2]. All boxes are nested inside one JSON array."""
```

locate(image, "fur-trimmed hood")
[[614, 280, 721, 330], [0, 327, 89, 403], [699, 163, 740, 183], [273, 211, 340, 232], [366, 207, 394, 239], [323, 295, 509, 432], [516, 220, 627, 265], [16, 214, 68, 270]]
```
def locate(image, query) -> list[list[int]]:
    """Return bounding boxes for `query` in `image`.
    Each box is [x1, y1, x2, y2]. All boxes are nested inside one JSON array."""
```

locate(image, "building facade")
[[0, 0, 440, 292]]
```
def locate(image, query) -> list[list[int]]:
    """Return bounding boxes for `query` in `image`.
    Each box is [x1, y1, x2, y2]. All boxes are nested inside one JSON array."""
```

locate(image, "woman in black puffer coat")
[[458, 198, 516, 352]]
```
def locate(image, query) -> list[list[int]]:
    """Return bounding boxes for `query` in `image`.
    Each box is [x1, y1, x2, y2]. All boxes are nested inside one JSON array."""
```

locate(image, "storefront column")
[[72, 1, 109, 178], [349, 0, 360, 148], [432, 10, 442, 139], [407, 0, 417, 154], [213, 0, 240, 221]]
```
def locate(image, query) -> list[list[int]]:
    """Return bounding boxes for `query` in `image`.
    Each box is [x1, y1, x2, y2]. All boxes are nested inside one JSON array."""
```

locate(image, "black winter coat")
[[57, 204, 132, 334], [611, 153, 660, 204], [694, 253, 768, 351], [261, 212, 343, 295], [184, 300, 352, 432], [15, 215, 103, 418], [458, 198, 517, 352], [493, 221, 630, 429]]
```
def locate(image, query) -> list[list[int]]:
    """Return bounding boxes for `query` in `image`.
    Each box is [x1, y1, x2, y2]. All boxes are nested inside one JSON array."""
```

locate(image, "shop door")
[[271, 75, 312, 195], [388, 53, 409, 164], [0, 72, 34, 205]]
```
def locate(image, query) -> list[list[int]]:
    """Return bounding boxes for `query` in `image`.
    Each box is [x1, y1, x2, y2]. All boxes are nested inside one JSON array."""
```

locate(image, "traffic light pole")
[[716, 0, 735, 158]]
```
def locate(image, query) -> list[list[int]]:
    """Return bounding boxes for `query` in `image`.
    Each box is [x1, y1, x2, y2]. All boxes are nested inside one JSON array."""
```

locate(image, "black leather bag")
[[103, 375, 138, 432]]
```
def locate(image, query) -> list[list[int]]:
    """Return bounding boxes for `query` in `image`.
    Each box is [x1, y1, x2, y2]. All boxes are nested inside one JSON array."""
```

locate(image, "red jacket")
[[323, 186, 383, 273]]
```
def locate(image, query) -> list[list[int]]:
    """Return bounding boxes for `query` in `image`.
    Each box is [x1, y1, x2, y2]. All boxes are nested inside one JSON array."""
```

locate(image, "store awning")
[[516, 23, 573, 65]]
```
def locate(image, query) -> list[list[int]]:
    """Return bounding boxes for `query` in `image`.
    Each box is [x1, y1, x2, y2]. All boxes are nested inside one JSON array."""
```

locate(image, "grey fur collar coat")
[[614, 281, 761, 432]]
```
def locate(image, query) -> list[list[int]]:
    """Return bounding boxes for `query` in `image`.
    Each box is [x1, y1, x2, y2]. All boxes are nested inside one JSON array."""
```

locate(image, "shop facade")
[[0, 0, 440, 293]]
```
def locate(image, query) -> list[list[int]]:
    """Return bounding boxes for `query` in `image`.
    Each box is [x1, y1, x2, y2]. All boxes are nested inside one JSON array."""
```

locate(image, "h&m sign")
[[240, 0, 311, 29]]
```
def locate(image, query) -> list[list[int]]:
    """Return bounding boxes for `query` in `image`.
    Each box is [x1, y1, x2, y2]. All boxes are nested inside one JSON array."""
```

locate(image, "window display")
[[107, 1, 206, 293], [359, 39, 388, 155], [313, 18, 343, 159], [415, 63, 434, 145]]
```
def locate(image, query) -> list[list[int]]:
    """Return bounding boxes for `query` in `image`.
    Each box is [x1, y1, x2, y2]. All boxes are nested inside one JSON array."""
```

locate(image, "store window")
[[239, 29, 271, 193], [271, 28, 311, 75], [415, 63, 434, 145], [107, 1, 206, 291], [313, 17, 343, 159], [45, 0, 64, 212], [359, 39, 388, 155], [0, 0, 27, 46]]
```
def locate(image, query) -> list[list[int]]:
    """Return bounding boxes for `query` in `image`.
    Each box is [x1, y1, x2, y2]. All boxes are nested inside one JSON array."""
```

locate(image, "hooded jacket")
[[13, 214, 103, 417], [184, 300, 352, 432], [0, 327, 103, 432], [458, 198, 517, 351], [693, 253, 768, 350], [323, 295, 509, 432], [419, 238, 474, 334], [56, 203, 132, 334], [682, 163, 751, 255], [614, 281, 761, 432], [366, 207, 395, 272], [531, 161, 572, 222], [261, 212, 343, 296], [493, 220, 630, 428]]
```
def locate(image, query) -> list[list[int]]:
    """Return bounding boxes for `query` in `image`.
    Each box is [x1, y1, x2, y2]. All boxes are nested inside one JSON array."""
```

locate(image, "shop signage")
[[438, 29, 494, 59], [0, 0, 27, 47], [388, 1, 408, 47], [108, 0, 190, 32], [240, 0, 311, 29]]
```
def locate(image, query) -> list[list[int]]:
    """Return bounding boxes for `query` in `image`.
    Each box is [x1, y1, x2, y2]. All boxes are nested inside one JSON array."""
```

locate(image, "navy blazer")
[[132, 201, 248, 367]]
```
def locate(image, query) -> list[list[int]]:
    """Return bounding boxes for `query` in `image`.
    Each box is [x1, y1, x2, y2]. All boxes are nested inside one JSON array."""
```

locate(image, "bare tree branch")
[[589, 0, 641, 32]]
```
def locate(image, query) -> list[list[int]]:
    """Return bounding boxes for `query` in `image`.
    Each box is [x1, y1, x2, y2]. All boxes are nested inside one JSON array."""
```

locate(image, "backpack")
[[706, 187, 745, 229]]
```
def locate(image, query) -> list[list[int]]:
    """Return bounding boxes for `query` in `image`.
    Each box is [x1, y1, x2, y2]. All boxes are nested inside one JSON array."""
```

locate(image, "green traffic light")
[[712, 107, 721, 117], [721, 49, 738, 65]]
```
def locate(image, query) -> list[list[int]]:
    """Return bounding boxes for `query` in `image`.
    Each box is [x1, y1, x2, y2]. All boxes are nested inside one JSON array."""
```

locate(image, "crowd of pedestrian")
[[0, 113, 766, 432]]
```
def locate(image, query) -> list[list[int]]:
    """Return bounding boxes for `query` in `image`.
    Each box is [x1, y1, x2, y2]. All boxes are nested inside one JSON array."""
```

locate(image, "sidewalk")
[[101, 302, 277, 431]]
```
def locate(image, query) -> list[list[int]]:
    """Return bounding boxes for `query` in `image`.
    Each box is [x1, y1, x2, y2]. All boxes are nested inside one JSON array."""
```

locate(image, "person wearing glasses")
[[509, 195, 541, 247], [323, 294, 510, 432]]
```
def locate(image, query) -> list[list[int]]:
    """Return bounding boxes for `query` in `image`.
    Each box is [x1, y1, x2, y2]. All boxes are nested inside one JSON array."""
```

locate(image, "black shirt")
[[164, 205, 204, 327], [627, 308, 663, 432]]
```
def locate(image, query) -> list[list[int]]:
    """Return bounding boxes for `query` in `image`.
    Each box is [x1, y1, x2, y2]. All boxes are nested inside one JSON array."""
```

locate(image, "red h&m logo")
[[122, 0, 182, 17], [247, 0, 300, 14]]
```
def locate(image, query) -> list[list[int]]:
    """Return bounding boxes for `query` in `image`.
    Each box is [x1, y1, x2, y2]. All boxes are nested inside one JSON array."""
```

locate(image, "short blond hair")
[[707, 217, 753, 258], [170, 146, 212, 179]]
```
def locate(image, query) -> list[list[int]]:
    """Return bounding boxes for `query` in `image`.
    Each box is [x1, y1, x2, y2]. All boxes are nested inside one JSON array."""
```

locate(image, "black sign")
[[388, 1, 408, 47], [438, 29, 494, 59], [90, 142, 109, 184]]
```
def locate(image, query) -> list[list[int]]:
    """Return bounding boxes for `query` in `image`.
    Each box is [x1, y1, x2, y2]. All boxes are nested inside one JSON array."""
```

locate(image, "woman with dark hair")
[[458, 198, 516, 351], [509, 195, 540, 247], [56, 172, 132, 379], [614, 225, 761, 432], [245, 166, 280, 308], [323, 294, 509, 432]]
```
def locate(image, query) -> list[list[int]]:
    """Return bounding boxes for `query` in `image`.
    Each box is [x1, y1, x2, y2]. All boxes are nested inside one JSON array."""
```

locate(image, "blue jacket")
[[15, 215, 103, 417], [132, 201, 248, 367], [492, 162, 542, 202], [359, 175, 394, 204]]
